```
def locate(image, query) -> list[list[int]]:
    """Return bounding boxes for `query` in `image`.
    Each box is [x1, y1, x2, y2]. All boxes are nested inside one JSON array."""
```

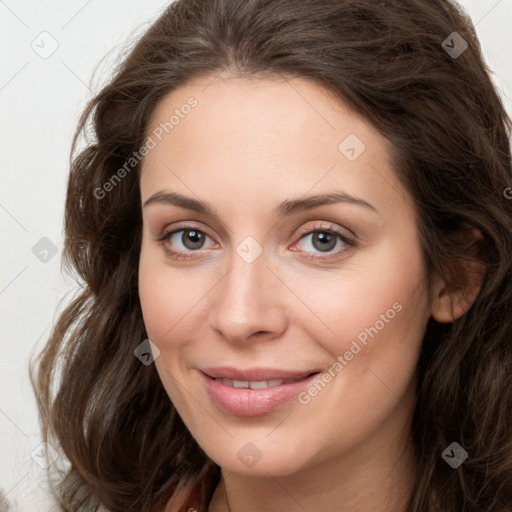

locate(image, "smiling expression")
[[138, 72, 432, 476]]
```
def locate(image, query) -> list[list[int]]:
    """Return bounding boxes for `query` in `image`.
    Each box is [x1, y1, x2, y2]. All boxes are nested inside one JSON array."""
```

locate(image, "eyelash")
[[155, 222, 356, 261]]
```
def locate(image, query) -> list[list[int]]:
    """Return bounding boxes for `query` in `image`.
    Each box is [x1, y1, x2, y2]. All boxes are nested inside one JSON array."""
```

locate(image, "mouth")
[[200, 366, 321, 416]]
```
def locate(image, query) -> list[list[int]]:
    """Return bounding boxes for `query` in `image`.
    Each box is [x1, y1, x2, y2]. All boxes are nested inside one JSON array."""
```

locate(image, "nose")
[[209, 245, 288, 345]]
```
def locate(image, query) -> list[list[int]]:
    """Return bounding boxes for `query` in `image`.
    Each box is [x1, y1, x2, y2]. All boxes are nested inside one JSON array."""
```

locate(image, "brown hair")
[[31, 0, 512, 510]]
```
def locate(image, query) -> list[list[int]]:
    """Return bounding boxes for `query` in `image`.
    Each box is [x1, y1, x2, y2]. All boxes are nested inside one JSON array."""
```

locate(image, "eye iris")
[[182, 229, 204, 250], [313, 231, 336, 252]]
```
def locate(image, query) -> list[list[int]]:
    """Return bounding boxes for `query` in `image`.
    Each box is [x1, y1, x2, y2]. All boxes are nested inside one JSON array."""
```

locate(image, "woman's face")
[[138, 73, 432, 476]]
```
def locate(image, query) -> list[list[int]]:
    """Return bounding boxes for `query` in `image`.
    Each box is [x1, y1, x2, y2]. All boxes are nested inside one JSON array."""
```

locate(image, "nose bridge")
[[209, 240, 286, 342]]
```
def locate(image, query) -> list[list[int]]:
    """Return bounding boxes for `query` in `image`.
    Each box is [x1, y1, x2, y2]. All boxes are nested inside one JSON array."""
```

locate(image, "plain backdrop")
[[1, 0, 511, 509]]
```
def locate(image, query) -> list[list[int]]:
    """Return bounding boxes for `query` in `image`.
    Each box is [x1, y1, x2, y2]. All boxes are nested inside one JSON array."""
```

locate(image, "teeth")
[[251, 380, 282, 389], [216, 378, 298, 389]]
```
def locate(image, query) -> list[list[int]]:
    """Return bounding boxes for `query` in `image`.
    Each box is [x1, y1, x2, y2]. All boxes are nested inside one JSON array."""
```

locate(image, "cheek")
[[302, 247, 429, 405], [290, 258, 429, 456], [324, 271, 428, 353], [138, 241, 214, 354], [291, 251, 429, 439], [138, 241, 180, 344], [283, 238, 429, 359], [137, 248, 203, 409]]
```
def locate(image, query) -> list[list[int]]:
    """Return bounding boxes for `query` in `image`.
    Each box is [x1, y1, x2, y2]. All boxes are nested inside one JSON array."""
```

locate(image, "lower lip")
[[201, 372, 320, 416]]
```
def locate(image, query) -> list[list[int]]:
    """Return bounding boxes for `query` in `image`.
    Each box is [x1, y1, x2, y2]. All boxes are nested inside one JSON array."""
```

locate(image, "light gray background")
[[1, 0, 511, 509]]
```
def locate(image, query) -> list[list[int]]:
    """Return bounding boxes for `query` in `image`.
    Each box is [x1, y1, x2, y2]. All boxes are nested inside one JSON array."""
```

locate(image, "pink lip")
[[200, 366, 320, 416]]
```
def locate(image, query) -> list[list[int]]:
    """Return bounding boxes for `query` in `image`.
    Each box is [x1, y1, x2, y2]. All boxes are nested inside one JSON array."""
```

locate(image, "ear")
[[431, 228, 486, 323]]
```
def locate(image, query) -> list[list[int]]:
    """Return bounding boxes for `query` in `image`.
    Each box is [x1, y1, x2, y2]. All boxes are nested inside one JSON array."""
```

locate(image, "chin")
[[200, 434, 318, 477]]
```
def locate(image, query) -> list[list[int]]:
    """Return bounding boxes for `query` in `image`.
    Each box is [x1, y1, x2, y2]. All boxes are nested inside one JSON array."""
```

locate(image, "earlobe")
[[431, 259, 485, 323], [431, 286, 473, 322], [431, 287, 455, 323]]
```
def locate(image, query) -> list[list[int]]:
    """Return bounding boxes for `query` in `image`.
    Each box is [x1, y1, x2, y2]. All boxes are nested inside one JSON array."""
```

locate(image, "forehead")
[[139, 73, 409, 221], [143, 72, 387, 157]]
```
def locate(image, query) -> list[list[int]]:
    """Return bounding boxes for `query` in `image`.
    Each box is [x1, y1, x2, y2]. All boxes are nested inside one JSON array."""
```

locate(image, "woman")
[[31, 0, 512, 511]]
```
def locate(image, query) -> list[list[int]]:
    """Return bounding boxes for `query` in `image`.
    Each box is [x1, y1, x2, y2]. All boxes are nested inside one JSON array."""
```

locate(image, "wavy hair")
[[31, 0, 512, 510]]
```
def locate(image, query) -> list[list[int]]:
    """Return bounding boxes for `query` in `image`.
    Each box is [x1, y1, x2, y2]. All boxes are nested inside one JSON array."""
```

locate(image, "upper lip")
[[201, 366, 319, 381]]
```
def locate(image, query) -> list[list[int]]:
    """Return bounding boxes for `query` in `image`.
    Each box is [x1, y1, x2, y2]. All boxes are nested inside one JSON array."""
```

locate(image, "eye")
[[156, 222, 356, 261], [292, 223, 356, 258], [157, 226, 216, 259]]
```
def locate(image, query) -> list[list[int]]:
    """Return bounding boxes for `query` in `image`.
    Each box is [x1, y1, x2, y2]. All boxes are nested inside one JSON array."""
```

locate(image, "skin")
[[138, 72, 478, 512]]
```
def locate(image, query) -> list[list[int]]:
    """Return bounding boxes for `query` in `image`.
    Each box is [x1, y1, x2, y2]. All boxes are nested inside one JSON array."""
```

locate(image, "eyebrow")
[[143, 190, 380, 218]]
